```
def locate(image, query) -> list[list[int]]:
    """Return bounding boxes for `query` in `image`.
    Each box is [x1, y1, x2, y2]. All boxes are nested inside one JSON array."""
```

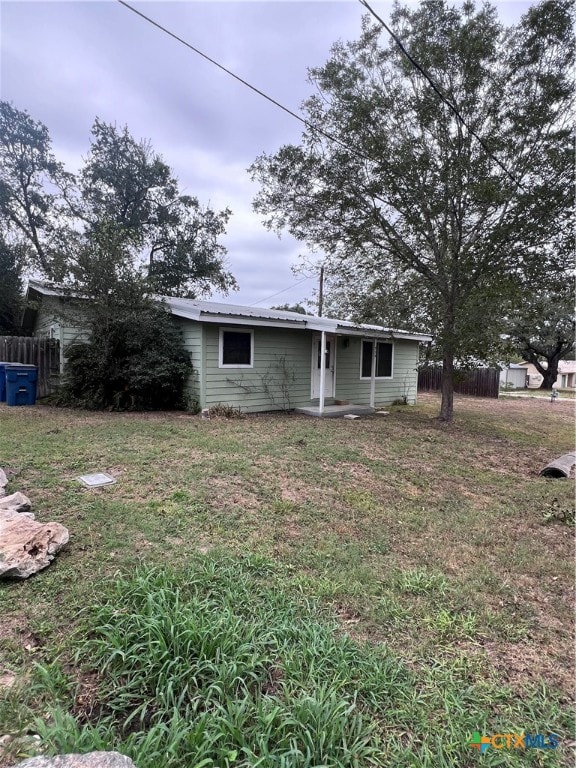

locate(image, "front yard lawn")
[[0, 394, 574, 767]]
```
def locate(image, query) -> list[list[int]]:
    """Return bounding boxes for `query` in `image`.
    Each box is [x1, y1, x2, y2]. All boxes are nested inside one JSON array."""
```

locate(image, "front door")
[[311, 334, 335, 399]]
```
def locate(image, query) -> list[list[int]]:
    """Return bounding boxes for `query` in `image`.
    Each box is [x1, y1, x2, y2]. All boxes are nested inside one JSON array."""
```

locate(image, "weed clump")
[[28, 557, 398, 767], [208, 403, 246, 419]]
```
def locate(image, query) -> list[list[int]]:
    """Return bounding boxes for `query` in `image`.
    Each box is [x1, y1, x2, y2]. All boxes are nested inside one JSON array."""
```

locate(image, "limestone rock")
[[0, 492, 32, 515], [0, 508, 35, 523], [0, 468, 8, 496], [0, 516, 69, 580], [10, 753, 137, 767]]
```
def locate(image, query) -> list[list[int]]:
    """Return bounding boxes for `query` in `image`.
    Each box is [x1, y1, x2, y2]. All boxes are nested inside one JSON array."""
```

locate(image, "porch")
[[295, 403, 375, 418]]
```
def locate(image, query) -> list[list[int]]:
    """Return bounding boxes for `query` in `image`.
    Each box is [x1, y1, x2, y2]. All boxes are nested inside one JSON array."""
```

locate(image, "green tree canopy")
[[0, 234, 25, 335], [0, 104, 236, 410], [0, 104, 236, 300], [251, 0, 574, 420], [506, 280, 575, 389], [0, 101, 73, 280], [270, 303, 310, 315]]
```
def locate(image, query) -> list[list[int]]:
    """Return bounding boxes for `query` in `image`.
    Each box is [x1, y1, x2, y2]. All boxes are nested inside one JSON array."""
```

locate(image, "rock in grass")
[[0, 468, 8, 496], [9, 752, 137, 767], [0, 492, 33, 515], [0, 516, 69, 580]]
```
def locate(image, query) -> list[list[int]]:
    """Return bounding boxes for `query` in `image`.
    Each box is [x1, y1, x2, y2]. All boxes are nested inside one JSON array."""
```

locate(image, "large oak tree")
[[0, 104, 236, 410], [251, 0, 574, 420], [507, 280, 575, 389], [0, 103, 236, 299]]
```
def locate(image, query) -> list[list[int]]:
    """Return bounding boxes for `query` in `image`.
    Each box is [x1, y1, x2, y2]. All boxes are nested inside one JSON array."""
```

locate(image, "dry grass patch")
[[0, 394, 574, 765]]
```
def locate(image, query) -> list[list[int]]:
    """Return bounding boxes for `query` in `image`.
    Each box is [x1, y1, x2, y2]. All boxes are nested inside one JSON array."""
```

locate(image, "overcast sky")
[[1, 0, 533, 308]]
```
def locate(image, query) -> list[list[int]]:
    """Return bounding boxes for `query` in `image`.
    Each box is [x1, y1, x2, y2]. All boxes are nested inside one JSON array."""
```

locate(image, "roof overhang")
[[170, 308, 432, 342], [26, 281, 433, 343]]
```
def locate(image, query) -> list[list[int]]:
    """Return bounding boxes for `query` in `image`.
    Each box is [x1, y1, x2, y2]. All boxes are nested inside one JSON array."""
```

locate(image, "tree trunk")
[[541, 363, 560, 390], [439, 353, 454, 422]]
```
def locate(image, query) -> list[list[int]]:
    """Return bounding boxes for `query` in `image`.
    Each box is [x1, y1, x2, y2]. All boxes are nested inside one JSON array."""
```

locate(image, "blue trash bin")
[[0, 362, 19, 403], [5, 365, 38, 406]]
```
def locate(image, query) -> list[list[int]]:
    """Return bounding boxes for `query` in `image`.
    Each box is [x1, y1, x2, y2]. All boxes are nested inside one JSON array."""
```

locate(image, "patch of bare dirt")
[[418, 391, 576, 415], [0, 672, 16, 690], [209, 475, 262, 511], [480, 640, 575, 700], [71, 670, 102, 723]]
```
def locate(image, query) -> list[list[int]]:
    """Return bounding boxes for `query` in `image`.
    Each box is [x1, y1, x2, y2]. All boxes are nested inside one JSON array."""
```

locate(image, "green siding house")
[[26, 281, 432, 415]]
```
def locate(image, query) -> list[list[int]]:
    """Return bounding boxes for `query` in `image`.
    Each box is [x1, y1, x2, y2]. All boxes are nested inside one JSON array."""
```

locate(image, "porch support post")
[[319, 331, 327, 416], [370, 338, 377, 408]]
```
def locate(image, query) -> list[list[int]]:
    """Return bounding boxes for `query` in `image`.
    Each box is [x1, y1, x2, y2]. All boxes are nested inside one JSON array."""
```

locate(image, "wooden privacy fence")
[[418, 366, 500, 399], [0, 336, 61, 398]]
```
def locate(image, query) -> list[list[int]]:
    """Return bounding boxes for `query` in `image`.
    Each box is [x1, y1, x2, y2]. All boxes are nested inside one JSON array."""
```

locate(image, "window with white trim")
[[360, 340, 393, 379], [219, 328, 254, 367]]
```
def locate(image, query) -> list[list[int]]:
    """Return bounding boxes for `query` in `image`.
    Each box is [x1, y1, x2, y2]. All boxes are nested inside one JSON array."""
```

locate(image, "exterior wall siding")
[[202, 326, 421, 412], [203, 324, 314, 412], [31, 298, 423, 412], [176, 321, 203, 410], [334, 337, 419, 405], [33, 297, 89, 372], [34, 297, 60, 338]]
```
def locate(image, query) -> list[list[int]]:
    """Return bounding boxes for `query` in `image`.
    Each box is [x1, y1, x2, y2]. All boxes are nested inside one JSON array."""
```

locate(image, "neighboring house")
[[519, 361, 576, 390], [499, 364, 528, 390], [521, 362, 545, 389], [553, 360, 576, 390], [24, 280, 432, 415]]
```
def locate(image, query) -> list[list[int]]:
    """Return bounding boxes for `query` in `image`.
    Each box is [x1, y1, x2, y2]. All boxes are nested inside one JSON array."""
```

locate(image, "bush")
[[208, 403, 245, 419], [58, 299, 192, 411]]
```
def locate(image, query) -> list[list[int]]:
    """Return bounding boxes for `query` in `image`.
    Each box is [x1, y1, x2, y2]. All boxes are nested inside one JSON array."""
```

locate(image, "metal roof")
[[162, 296, 432, 341], [26, 280, 432, 342]]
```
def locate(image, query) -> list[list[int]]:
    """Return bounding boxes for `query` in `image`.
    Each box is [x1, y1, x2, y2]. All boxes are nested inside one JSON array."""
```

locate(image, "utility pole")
[[318, 265, 324, 317]]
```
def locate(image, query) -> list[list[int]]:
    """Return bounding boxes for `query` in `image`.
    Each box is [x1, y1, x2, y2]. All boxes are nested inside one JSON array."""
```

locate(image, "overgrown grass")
[[9, 557, 575, 767], [0, 394, 574, 766]]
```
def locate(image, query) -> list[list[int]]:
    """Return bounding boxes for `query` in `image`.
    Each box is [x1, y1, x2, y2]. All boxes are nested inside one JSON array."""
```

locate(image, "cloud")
[[1, 0, 534, 305]]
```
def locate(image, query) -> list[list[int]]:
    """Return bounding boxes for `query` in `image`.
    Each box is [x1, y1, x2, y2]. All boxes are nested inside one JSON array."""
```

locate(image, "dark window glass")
[[222, 331, 252, 365], [361, 341, 373, 378], [361, 341, 392, 377], [377, 343, 392, 377]]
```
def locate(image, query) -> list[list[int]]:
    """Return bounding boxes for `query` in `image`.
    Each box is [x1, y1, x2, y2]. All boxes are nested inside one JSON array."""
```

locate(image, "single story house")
[[520, 362, 545, 389], [24, 280, 432, 415], [553, 360, 576, 390], [520, 361, 576, 390]]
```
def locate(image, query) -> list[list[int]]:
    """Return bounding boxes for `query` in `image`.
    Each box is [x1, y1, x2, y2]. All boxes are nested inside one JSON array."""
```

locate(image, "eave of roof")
[[163, 297, 432, 342], [26, 281, 432, 342]]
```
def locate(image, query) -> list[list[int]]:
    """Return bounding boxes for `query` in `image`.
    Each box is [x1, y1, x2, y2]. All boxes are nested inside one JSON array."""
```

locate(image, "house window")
[[219, 329, 253, 367], [360, 340, 393, 379]]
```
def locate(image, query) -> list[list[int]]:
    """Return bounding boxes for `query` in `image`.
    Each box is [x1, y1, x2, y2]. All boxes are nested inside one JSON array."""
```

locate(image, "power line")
[[116, 0, 371, 164], [117, 0, 524, 187], [358, 0, 524, 189], [249, 276, 313, 306]]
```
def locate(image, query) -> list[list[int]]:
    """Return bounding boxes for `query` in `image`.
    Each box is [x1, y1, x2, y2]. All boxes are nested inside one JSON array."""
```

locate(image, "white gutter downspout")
[[369, 338, 377, 408], [319, 331, 327, 416]]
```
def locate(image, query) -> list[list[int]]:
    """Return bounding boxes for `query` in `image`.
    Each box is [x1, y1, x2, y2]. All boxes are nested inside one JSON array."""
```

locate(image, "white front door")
[[311, 334, 335, 399]]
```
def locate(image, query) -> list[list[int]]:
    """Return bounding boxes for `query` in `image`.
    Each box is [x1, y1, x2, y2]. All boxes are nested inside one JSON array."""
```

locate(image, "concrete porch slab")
[[294, 404, 375, 418]]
